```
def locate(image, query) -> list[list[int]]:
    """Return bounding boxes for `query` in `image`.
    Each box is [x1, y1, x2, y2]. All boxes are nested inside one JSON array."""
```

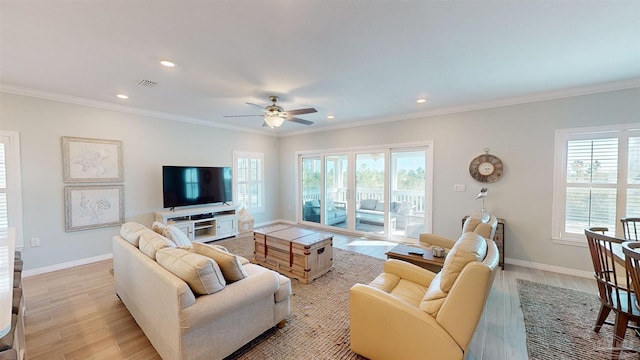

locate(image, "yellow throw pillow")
[[156, 248, 226, 295], [191, 242, 248, 282]]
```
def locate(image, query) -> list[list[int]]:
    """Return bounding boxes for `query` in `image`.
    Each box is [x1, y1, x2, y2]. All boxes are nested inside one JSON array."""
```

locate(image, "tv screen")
[[162, 166, 232, 208]]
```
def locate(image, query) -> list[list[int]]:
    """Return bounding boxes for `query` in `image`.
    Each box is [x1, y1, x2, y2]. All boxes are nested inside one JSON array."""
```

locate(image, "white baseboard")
[[256, 219, 296, 227], [505, 257, 593, 278], [23, 253, 113, 278], [22, 221, 290, 277], [21, 226, 592, 280]]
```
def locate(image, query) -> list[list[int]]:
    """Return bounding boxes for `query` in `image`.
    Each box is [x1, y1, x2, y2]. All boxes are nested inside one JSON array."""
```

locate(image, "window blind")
[[565, 138, 618, 233]]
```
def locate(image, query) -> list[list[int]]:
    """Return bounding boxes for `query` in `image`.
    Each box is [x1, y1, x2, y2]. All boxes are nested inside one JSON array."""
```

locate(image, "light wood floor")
[[21, 230, 598, 360]]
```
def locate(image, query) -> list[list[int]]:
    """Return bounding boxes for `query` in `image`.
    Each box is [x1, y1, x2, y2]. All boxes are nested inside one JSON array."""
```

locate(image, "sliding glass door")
[[390, 149, 427, 238], [324, 155, 349, 229], [299, 143, 431, 238], [355, 152, 386, 233], [301, 157, 321, 224]]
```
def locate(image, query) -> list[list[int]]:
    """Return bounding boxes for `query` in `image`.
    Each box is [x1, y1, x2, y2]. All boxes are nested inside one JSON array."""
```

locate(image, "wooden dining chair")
[[621, 218, 640, 240], [585, 228, 640, 358], [623, 241, 640, 311]]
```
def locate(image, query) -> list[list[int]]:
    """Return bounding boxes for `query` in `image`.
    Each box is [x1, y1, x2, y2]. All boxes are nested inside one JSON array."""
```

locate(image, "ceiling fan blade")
[[246, 102, 265, 110], [285, 108, 317, 116], [287, 116, 314, 125], [223, 114, 264, 118]]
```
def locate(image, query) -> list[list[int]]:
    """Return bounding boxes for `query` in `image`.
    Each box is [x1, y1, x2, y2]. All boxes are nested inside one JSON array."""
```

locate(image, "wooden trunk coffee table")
[[385, 244, 445, 273], [252, 225, 334, 284]]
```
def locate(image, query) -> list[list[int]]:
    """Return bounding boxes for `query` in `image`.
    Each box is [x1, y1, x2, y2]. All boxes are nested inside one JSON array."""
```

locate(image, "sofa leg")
[[276, 319, 287, 329]]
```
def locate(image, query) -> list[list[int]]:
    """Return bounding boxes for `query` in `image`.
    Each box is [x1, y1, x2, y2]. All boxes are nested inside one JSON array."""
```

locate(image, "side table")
[[385, 244, 445, 273]]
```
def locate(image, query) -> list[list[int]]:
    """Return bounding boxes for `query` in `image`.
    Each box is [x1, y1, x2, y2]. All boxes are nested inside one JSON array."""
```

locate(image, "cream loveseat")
[[350, 231, 499, 360], [113, 222, 291, 360]]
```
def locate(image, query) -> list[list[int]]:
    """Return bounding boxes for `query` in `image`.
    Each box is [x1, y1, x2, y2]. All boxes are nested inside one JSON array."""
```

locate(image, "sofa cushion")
[[308, 200, 320, 215], [396, 201, 414, 215], [120, 222, 148, 247], [156, 248, 226, 295], [162, 226, 192, 247], [199, 244, 248, 263], [139, 230, 176, 260], [360, 199, 378, 210], [440, 232, 486, 292], [374, 201, 385, 212], [190, 242, 248, 282]]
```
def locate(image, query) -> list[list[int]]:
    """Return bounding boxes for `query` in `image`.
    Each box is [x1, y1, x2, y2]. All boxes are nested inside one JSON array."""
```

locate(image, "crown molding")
[[280, 77, 640, 137], [3, 78, 639, 138], [0, 83, 276, 137]]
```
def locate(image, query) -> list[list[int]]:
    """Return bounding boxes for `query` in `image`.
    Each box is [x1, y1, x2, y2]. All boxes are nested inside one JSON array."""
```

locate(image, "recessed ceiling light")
[[160, 60, 176, 67], [327, 115, 335, 119], [416, 98, 427, 104], [116, 94, 129, 99]]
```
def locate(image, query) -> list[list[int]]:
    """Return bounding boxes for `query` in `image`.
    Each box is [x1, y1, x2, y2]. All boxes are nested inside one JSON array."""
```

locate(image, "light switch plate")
[[454, 184, 466, 192]]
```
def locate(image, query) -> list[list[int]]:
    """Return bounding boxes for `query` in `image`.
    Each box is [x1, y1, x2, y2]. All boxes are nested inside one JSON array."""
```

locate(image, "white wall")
[[0, 93, 280, 270], [2, 88, 639, 272], [278, 88, 640, 272]]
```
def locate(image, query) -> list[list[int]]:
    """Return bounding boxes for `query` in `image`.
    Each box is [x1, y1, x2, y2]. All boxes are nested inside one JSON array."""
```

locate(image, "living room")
[[1, 1, 640, 359], [4, 85, 639, 276]]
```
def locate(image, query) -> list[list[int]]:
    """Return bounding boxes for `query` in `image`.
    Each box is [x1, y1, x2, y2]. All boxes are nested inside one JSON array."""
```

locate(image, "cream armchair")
[[350, 232, 499, 360], [419, 212, 498, 251]]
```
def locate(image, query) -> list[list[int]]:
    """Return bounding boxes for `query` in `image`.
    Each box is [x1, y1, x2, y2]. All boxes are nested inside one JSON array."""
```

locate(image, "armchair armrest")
[[419, 233, 457, 249], [334, 201, 346, 210], [383, 259, 437, 287]]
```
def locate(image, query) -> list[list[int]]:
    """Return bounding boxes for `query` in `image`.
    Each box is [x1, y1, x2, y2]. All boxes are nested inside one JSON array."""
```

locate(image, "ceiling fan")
[[224, 96, 317, 128]]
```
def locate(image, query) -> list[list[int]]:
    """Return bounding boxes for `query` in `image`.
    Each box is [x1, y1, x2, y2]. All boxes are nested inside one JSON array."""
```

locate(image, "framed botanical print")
[[62, 136, 123, 183], [64, 185, 124, 231]]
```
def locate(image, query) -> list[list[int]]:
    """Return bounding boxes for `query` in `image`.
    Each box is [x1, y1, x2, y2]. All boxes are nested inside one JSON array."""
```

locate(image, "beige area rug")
[[215, 233, 381, 360], [517, 279, 640, 359]]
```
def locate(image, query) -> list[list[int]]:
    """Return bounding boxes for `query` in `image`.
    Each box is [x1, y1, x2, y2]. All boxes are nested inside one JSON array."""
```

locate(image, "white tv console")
[[154, 205, 239, 243]]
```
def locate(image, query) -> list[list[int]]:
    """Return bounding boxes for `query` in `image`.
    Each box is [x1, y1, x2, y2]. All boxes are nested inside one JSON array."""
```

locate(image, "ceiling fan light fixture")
[[264, 114, 285, 128]]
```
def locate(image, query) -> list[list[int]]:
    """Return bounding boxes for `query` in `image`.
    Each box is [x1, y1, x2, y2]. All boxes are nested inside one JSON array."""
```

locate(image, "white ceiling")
[[1, 1, 639, 135]]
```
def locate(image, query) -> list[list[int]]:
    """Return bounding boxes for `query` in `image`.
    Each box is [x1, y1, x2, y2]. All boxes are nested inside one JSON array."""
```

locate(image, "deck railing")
[[302, 188, 425, 213]]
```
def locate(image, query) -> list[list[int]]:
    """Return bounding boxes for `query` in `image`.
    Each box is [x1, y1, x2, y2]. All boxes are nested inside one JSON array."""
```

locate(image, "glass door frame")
[[296, 141, 433, 238]]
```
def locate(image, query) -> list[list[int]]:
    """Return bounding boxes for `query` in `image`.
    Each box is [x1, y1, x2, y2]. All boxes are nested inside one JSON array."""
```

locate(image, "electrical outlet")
[[454, 184, 466, 192], [31, 237, 41, 247]]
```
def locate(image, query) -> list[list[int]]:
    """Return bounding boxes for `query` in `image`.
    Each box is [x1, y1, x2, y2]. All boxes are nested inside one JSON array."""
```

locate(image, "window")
[[233, 151, 264, 213], [552, 124, 640, 242], [0, 131, 23, 247]]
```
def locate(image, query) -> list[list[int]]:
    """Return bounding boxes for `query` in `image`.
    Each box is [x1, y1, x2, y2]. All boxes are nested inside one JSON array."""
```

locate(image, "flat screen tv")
[[162, 166, 232, 208]]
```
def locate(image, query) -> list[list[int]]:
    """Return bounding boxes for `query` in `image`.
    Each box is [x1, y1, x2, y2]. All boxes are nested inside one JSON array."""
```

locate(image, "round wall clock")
[[469, 151, 504, 183]]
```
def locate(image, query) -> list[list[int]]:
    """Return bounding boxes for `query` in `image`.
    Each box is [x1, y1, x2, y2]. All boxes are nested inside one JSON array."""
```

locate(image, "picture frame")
[[64, 185, 124, 232], [62, 136, 123, 183]]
